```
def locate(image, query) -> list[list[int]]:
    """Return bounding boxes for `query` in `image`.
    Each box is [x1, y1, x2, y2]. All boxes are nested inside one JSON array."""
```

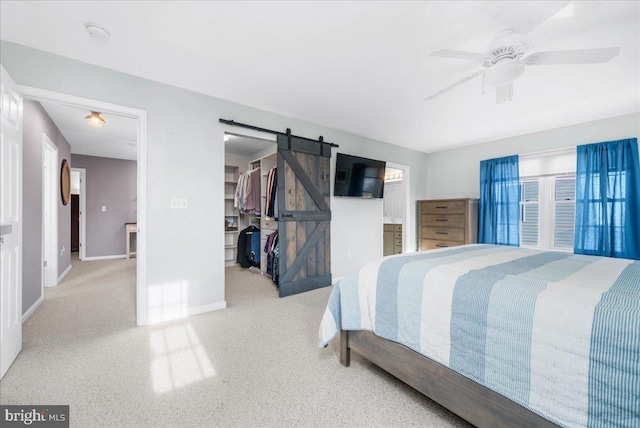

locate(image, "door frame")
[[1, 65, 23, 379], [41, 133, 58, 288], [18, 85, 149, 326], [222, 128, 277, 296], [70, 167, 86, 260], [385, 162, 411, 254]]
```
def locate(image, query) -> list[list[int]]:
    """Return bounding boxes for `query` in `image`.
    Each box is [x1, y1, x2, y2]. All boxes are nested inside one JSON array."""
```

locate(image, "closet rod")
[[219, 118, 339, 148]]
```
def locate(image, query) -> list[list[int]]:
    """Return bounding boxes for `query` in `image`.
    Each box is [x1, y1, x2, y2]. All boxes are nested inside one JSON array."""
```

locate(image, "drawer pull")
[[435, 219, 448, 222], [436, 244, 448, 248], [435, 206, 448, 209], [436, 232, 448, 235]]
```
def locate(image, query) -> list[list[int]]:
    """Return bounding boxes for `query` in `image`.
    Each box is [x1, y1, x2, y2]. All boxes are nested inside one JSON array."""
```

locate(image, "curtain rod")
[[219, 119, 339, 148]]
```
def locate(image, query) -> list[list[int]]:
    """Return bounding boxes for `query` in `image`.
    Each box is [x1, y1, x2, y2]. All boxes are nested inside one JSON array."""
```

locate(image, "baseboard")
[[83, 254, 127, 261], [142, 300, 227, 326], [57, 264, 72, 284], [22, 295, 44, 323]]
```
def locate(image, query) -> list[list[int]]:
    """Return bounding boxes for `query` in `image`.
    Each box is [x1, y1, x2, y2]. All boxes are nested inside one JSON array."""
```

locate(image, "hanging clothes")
[[237, 225, 260, 268], [249, 230, 261, 265], [264, 230, 279, 284], [264, 167, 278, 218], [234, 168, 261, 215]]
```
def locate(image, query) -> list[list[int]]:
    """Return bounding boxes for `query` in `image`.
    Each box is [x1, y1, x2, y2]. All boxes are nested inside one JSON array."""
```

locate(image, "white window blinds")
[[518, 148, 576, 251]]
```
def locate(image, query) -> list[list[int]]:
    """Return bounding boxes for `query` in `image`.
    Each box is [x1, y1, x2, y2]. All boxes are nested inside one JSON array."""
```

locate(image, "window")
[[519, 148, 577, 252], [519, 175, 575, 251], [520, 180, 539, 247], [553, 177, 576, 249]]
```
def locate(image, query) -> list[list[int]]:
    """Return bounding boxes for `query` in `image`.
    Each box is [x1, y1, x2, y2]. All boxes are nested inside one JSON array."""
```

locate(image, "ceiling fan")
[[424, 1, 621, 104]]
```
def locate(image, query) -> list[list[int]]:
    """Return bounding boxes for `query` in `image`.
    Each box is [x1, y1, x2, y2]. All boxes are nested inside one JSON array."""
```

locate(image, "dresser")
[[383, 223, 402, 256], [418, 198, 478, 251]]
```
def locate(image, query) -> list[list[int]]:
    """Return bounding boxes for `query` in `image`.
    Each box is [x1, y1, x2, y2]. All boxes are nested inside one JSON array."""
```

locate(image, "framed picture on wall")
[[60, 159, 71, 205]]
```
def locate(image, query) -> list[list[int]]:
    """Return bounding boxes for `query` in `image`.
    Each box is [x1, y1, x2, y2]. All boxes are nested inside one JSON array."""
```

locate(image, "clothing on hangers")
[[264, 230, 279, 284], [265, 167, 277, 218], [237, 225, 260, 268], [234, 168, 261, 215]]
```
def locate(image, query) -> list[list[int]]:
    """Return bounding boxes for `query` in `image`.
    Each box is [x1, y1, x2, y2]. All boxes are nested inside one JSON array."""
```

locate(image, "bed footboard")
[[340, 329, 557, 428]]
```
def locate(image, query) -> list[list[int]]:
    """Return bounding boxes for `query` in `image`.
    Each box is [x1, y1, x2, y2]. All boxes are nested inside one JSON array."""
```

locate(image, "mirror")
[[60, 159, 71, 205]]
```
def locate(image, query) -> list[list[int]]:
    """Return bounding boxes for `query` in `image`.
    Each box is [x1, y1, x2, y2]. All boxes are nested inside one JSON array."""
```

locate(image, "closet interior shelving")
[[224, 151, 277, 271], [224, 164, 242, 266]]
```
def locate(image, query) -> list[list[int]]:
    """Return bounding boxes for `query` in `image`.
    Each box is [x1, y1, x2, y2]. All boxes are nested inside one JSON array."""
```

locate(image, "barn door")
[[277, 134, 331, 297]]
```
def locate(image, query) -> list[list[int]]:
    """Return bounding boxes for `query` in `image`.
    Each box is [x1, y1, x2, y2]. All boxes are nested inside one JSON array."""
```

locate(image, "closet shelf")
[[225, 245, 237, 249]]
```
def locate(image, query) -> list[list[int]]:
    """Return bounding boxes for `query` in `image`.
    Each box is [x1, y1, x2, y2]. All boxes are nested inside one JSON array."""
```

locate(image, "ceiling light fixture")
[[85, 22, 111, 41], [85, 111, 106, 127]]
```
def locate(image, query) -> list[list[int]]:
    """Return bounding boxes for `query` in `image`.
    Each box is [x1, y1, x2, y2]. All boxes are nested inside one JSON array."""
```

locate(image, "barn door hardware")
[[219, 118, 339, 148]]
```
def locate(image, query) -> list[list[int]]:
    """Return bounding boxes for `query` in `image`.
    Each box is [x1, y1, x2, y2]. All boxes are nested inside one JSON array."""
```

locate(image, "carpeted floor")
[[0, 255, 471, 427]]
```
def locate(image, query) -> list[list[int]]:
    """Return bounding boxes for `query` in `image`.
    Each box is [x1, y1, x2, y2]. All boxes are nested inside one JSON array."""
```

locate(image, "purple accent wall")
[[71, 154, 137, 258], [22, 100, 71, 314]]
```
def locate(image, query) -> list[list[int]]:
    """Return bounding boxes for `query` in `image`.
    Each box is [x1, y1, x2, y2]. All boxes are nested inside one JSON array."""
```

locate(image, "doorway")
[[224, 132, 276, 274], [70, 168, 86, 260], [20, 85, 148, 326], [383, 163, 410, 256], [42, 134, 58, 288]]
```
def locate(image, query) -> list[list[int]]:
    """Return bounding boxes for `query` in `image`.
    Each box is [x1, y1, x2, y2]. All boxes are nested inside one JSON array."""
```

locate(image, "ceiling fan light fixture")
[[484, 61, 525, 86], [85, 111, 106, 127]]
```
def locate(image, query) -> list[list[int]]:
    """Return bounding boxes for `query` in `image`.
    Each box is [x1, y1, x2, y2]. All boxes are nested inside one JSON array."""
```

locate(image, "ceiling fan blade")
[[527, 47, 620, 65], [430, 49, 486, 61], [424, 70, 484, 101], [517, 1, 602, 43], [496, 83, 513, 104]]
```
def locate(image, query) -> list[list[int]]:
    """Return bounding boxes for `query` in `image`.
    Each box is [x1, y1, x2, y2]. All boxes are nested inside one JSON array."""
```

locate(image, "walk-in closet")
[[223, 123, 335, 299], [224, 133, 279, 284]]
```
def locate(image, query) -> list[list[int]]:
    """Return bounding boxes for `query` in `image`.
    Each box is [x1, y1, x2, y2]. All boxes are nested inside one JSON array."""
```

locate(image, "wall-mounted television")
[[333, 153, 386, 199]]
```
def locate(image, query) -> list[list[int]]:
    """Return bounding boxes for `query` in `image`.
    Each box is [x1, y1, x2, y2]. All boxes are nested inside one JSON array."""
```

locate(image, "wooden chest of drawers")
[[383, 223, 402, 256], [418, 198, 478, 251]]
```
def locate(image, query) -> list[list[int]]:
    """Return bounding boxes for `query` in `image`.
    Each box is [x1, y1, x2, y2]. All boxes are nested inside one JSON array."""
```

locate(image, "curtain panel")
[[574, 138, 640, 260], [478, 155, 520, 246]]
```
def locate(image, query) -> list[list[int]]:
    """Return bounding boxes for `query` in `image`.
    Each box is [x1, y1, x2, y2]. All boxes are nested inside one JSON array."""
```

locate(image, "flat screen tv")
[[334, 153, 386, 198]]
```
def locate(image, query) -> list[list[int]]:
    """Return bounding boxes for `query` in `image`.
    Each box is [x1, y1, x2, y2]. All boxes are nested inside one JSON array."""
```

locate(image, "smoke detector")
[[85, 22, 110, 41]]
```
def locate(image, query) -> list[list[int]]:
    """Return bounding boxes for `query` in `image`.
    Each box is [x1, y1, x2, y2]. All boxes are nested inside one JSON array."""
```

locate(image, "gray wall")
[[71, 155, 137, 258], [22, 99, 71, 314], [1, 41, 431, 324], [424, 113, 640, 200]]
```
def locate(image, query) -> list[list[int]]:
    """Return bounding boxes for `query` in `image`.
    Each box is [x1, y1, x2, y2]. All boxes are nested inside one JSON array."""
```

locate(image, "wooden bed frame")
[[340, 330, 558, 428]]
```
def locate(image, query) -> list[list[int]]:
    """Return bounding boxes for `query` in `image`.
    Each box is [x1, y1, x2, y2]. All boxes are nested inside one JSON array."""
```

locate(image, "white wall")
[[424, 113, 640, 200], [1, 41, 430, 324]]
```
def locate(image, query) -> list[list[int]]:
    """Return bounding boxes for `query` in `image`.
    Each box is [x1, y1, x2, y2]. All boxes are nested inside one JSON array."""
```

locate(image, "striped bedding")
[[319, 244, 640, 428]]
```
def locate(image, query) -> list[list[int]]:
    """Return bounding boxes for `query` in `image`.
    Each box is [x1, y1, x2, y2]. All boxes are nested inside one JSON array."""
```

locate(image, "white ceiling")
[[40, 101, 138, 161], [2, 1, 638, 153]]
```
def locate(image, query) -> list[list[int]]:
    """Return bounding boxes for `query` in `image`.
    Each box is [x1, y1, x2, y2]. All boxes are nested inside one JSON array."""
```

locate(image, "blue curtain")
[[478, 155, 520, 246], [574, 138, 640, 260]]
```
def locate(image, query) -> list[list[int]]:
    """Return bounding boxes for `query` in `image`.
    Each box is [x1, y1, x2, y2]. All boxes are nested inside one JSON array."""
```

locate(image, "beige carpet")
[[0, 255, 470, 427]]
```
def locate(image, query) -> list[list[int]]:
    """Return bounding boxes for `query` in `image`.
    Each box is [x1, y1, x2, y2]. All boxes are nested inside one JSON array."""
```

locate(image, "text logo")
[[1, 406, 69, 427]]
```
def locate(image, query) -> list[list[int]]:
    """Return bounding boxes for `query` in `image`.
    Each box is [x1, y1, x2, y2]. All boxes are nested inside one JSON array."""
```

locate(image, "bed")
[[319, 244, 640, 428]]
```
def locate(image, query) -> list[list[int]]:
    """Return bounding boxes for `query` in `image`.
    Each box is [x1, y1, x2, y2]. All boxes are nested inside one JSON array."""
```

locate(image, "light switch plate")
[[170, 198, 188, 209], [101, 206, 107, 212]]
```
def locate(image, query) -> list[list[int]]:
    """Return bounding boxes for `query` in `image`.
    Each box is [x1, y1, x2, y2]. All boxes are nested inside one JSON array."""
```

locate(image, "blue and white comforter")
[[319, 244, 640, 428]]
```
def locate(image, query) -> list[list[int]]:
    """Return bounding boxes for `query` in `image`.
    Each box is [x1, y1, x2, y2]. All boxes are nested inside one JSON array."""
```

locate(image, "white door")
[[42, 136, 58, 287], [0, 66, 23, 379]]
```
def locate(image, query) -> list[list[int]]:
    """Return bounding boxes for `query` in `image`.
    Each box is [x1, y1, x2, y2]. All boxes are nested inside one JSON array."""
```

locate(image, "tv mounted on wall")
[[333, 153, 386, 199]]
